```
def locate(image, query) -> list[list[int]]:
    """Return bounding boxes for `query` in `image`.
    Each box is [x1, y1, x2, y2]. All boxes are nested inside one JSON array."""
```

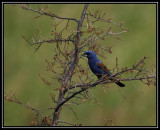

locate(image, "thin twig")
[[11, 4, 79, 23]]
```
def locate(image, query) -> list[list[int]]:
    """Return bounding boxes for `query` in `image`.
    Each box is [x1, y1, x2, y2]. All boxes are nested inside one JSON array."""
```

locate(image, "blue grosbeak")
[[83, 51, 125, 87]]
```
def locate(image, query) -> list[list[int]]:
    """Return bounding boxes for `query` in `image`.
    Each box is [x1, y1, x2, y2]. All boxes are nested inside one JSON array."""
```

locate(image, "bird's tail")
[[115, 81, 125, 87]]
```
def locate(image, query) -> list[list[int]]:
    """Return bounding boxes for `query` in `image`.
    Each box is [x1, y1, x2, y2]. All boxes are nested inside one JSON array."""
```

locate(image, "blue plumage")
[[83, 51, 125, 87]]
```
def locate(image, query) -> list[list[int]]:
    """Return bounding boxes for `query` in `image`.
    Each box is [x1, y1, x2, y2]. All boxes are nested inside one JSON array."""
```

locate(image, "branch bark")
[[52, 4, 89, 126]]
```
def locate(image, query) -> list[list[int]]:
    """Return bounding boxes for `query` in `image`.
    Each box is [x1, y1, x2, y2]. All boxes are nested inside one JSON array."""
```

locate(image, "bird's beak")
[[82, 52, 87, 57]]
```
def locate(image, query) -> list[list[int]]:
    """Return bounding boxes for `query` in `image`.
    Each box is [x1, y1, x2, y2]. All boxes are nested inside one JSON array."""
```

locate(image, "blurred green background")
[[4, 4, 156, 126]]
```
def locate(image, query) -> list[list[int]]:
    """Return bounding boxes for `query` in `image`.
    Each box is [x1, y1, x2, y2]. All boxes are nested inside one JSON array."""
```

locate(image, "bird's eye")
[[86, 52, 89, 55]]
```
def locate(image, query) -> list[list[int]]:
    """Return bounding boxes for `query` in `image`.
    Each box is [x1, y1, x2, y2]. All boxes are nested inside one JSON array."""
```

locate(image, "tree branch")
[[52, 4, 89, 126], [12, 4, 79, 23]]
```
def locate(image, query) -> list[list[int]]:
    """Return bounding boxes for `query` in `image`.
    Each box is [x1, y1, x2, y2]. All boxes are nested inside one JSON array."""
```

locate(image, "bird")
[[82, 50, 125, 87]]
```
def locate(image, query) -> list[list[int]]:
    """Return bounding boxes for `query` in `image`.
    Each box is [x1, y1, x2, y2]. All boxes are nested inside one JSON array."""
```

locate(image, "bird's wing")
[[97, 63, 125, 87], [97, 62, 112, 75]]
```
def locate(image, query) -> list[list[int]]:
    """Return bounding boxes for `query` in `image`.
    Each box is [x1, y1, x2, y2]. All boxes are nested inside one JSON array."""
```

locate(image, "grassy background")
[[4, 4, 156, 126]]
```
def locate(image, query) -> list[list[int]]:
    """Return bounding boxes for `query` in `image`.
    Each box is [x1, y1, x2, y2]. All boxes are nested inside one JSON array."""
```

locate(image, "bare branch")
[[4, 92, 44, 117], [52, 4, 89, 126], [11, 4, 79, 23]]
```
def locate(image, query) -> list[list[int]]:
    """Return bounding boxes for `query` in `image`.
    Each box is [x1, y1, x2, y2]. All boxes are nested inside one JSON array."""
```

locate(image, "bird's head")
[[82, 51, 97, 59]]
